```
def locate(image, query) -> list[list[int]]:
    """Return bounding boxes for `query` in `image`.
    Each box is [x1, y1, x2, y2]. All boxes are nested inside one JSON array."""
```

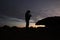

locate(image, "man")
[[25, 10, 31, 28]]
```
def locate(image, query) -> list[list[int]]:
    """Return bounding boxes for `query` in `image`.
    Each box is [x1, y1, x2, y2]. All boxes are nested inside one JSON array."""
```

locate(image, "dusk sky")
[[0, 0, 60, 27]]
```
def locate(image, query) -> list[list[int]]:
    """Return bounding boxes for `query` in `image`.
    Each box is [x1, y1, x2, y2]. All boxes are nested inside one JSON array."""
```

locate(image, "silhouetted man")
[[25, 10, 31, 28]]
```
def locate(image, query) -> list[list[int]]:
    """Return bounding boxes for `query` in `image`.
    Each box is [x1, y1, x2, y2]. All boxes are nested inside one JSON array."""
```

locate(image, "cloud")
[[29, 19, 35, 23], [0, 15, 25, 27], [0, 15, 36, 27]]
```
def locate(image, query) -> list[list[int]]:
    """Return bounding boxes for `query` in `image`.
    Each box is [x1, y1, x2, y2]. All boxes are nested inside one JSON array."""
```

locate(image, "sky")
[[0, 0, 60, 27]]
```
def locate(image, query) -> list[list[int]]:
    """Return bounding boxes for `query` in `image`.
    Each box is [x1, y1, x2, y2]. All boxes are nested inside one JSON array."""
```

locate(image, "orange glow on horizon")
[[17, 23, 45, 28], [29, 23, 45, 28]]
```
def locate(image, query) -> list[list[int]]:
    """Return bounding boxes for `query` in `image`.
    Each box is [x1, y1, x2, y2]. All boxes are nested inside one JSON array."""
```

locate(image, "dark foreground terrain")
[[0, 25, 60, 40]]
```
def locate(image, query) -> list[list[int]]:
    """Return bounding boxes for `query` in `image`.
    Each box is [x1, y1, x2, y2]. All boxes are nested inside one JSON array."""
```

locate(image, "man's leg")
[[26, 20, 29, 28]]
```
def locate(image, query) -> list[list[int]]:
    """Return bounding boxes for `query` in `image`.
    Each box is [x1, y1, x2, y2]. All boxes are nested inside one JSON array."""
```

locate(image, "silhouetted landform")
[[36, 16, 60, 29], [36, 16, 60, 37], [0, 25, 49, 40], [0, 25, 59, 40]]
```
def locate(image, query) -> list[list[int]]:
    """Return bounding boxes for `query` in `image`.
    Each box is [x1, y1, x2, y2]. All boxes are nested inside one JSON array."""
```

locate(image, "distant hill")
[[36, 16, 60, 30]]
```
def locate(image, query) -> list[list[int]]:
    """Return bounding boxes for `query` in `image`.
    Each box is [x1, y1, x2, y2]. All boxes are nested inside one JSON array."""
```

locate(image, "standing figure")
[[25, 10, 31, 28]]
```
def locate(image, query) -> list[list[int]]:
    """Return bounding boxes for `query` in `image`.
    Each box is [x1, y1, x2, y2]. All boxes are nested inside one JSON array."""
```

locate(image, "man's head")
[[26, 10, 30, 13]]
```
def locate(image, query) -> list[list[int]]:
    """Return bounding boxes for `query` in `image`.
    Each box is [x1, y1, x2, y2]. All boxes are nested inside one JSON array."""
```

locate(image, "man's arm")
[[29, 14, 32, 17]]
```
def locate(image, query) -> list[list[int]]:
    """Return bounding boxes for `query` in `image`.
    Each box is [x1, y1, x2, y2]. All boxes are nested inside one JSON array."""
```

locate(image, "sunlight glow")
[[17, 23, 45, 28], [29, 23, 45, 28], [35, 25, 45, 28]]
